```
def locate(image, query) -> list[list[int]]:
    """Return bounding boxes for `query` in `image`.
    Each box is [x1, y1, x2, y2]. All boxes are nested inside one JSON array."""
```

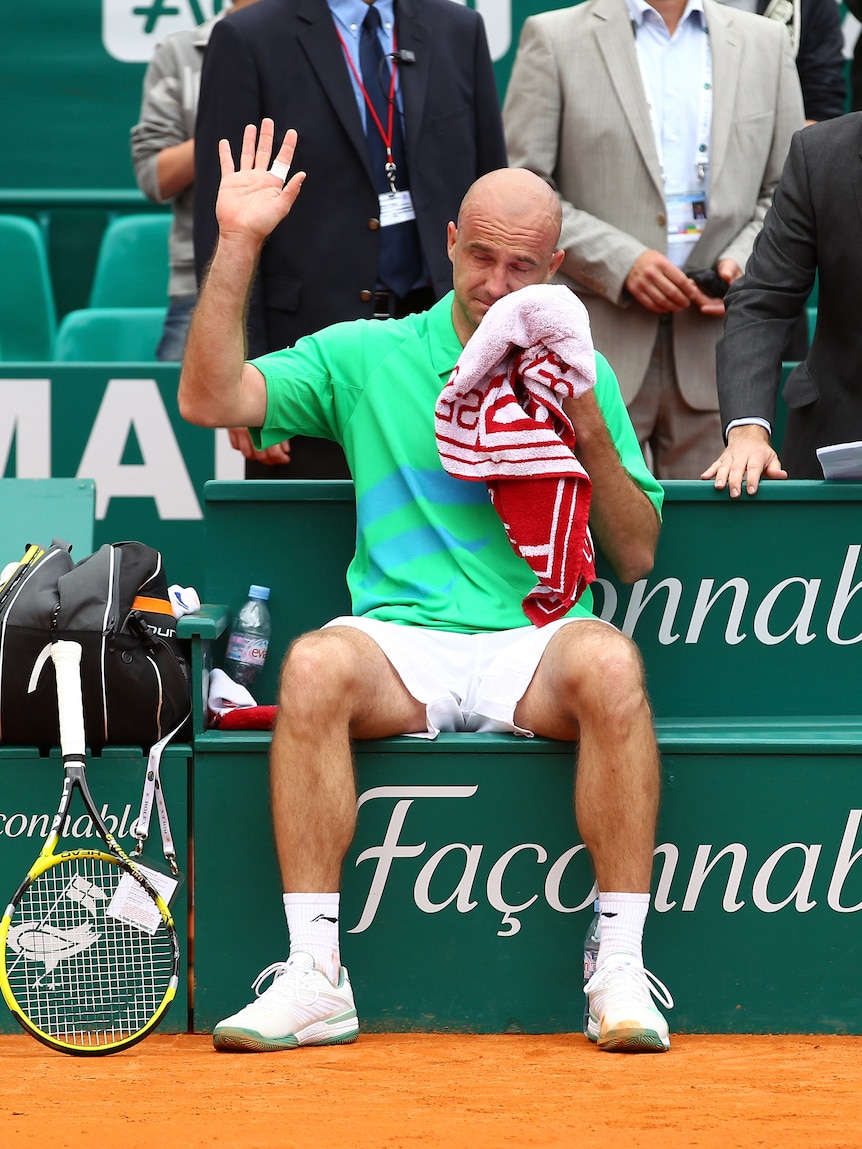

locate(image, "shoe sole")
[[597, 1026, 669, 1053], [213, 1012, 360, 1053]]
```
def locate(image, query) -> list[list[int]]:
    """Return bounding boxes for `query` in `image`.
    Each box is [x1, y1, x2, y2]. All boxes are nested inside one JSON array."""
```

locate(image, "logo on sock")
[[600, 911, 618, 918], [311, 914, 338, 924]]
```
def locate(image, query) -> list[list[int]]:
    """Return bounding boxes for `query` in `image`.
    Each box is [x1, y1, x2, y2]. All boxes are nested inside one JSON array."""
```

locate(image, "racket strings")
[[4, 854, 175, 1048]]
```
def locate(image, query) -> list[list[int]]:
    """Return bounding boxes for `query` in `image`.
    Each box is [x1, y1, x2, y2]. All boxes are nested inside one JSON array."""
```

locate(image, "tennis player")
[[179, 120, 673, 1054]]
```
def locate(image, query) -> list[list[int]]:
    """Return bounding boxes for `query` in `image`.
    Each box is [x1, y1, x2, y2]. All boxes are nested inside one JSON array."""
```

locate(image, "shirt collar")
[[425, 292, 464, 377], [624, 0, 706, 32], [326, 0, 396, 34]]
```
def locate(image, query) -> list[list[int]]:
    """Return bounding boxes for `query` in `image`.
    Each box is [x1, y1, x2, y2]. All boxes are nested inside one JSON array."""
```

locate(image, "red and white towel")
[[435, 284, 597, 626]]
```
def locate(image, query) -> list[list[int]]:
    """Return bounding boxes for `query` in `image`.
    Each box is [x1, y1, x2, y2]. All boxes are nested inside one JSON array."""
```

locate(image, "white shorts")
[[322, 615, 602, 739]]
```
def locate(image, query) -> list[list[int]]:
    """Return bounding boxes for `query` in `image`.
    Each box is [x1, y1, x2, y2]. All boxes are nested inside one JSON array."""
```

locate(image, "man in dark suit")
[[704, 114, 862, 496], [193, 0, 506, 478], [753, 0, 845, 124]]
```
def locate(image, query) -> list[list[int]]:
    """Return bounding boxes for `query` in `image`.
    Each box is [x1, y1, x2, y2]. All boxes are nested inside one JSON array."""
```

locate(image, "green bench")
[[180, 479, 862, 1036]]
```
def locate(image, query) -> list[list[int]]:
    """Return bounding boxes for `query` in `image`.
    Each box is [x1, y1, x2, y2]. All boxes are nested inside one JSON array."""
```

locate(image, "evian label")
[[346, 787, 862, 937]]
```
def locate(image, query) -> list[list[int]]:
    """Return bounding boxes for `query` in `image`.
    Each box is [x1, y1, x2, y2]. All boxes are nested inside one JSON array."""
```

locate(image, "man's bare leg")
[[515, 620, 670, 1052], [271, 625, 427, 891], [515, 619, 660, 891], [212, 625, 426, 1053]]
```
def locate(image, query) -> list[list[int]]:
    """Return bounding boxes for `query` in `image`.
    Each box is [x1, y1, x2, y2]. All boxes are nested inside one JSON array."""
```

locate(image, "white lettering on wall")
[[827, 808, 862, 912], [338, 789, 862, 935], [594, 547, 862, 649], [486, 843, 547, 936], [653, 842, 679, 912], [826, 545, 862, 645], [752, 577, 820, 645], [622, 578, 683, 645], [414, 843, 482, 915], [684, 578, 748, 645], [683, 843, 747, 912], [76, 378, 200, 520], [751, 843, 820, 912], [350, 786, 478, 933], [0, 379, 51, 477], [544, 844, 595, 914]]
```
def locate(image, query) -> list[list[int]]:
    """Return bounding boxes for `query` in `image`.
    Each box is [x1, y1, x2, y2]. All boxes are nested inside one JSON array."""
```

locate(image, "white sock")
[[283, 893, 341, 983], [596, 892, 650, 966]]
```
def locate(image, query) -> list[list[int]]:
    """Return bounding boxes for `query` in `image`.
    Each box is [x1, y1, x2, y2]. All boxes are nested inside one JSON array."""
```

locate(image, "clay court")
[[1, 1032, 860, 1148]]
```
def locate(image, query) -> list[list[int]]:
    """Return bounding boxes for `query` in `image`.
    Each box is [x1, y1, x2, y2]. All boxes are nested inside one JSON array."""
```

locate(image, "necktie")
[[359, 4, 422, 297]]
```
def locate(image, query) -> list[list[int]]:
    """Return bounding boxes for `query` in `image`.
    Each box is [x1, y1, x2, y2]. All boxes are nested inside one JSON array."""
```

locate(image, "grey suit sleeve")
[[716, 128, 816, 431], [718, 27, 805, 273], [503, 16, 646, 304]]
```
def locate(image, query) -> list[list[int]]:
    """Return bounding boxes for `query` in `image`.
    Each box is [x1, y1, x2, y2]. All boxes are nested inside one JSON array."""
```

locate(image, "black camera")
[[688, 268, 729, 299]]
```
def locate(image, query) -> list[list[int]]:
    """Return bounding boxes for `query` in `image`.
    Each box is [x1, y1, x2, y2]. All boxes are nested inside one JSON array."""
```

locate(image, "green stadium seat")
[[88, 214, 171, 307], [0, 215, 57, 360], [53, 307, 167, 361]]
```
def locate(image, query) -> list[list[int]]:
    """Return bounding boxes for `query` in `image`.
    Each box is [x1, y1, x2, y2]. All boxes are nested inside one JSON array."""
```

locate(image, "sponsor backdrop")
[[1, 1, 566, 191], [1, 1, 858, 191]]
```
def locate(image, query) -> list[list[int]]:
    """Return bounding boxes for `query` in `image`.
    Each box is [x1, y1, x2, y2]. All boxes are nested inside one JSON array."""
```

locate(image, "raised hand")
[[215, 119, 306, 247]]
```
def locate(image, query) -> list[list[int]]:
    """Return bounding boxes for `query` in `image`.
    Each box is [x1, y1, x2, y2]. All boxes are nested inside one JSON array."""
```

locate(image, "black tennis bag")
[[0, 540, 190, 750]]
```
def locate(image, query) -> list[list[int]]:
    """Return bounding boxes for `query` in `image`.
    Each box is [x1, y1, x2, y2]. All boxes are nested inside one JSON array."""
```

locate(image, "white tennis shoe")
[[584, 952, 673, 1053], [213, 951, 360, 1052]]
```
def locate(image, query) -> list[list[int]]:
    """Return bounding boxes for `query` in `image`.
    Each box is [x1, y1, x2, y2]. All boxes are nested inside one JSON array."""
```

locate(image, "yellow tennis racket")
[[0, 640, 180, 1055]]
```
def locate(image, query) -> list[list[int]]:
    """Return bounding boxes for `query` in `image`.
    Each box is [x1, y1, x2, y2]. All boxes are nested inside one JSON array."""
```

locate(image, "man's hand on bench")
[[702, 425, 788, 498]]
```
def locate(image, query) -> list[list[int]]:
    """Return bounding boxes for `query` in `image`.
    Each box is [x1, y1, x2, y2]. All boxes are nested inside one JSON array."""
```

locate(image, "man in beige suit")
[[504, 0, 804, 477]]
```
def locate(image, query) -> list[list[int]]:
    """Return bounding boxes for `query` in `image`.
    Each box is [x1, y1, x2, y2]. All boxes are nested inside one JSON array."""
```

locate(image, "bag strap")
[[131, 712, 189, 874]]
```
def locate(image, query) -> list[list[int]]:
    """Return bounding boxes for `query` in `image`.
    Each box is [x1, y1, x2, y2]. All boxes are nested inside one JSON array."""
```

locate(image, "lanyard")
[[336, 25, 401, 193], [635, 23, 712, 187], [131, 718, 188, 874]]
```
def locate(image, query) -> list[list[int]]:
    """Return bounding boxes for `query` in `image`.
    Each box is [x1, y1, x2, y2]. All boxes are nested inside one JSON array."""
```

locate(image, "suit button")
[[368, 218, 380, 231], [657, 212, 667, 227], [359, 289, 373, 302]]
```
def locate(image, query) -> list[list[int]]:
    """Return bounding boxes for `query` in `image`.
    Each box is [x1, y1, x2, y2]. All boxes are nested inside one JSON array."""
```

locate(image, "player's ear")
[[548, 248, 565, 278], [447, 221, 458, 265]]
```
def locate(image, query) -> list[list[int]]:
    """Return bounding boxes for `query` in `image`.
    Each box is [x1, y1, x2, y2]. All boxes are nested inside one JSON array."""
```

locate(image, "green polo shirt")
[[252, 292, 663, 632]]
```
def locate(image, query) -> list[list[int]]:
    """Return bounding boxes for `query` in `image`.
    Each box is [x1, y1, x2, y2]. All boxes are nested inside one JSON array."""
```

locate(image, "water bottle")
[[582, 899, 601, 1035], [224, 584, 271, 688]]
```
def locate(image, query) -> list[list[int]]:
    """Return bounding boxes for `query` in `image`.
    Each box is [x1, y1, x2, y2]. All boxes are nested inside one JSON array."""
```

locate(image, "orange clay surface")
[[1, 1032, 860, 1149]]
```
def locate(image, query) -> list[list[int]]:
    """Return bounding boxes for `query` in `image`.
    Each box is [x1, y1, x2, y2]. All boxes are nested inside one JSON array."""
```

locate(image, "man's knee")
[[278, 628, 365, 712], [559, 625, 649, 719]]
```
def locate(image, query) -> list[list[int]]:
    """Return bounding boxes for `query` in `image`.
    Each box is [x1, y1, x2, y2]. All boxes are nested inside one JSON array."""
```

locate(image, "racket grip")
[[51, 640, 86, 759]]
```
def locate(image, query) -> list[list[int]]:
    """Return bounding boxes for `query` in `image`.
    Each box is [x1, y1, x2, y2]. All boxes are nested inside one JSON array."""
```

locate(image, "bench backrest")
[[0, 477, 96, 560], [202, 479, 862, 719]]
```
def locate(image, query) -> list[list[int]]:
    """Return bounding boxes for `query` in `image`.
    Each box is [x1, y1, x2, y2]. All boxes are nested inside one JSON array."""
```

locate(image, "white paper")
[[107, 862, 178, 936], [816, 441, 862, 480]]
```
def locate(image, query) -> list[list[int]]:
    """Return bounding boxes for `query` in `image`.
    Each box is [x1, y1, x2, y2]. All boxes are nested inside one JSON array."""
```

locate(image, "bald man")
[[180, 122, 672, 1056]]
